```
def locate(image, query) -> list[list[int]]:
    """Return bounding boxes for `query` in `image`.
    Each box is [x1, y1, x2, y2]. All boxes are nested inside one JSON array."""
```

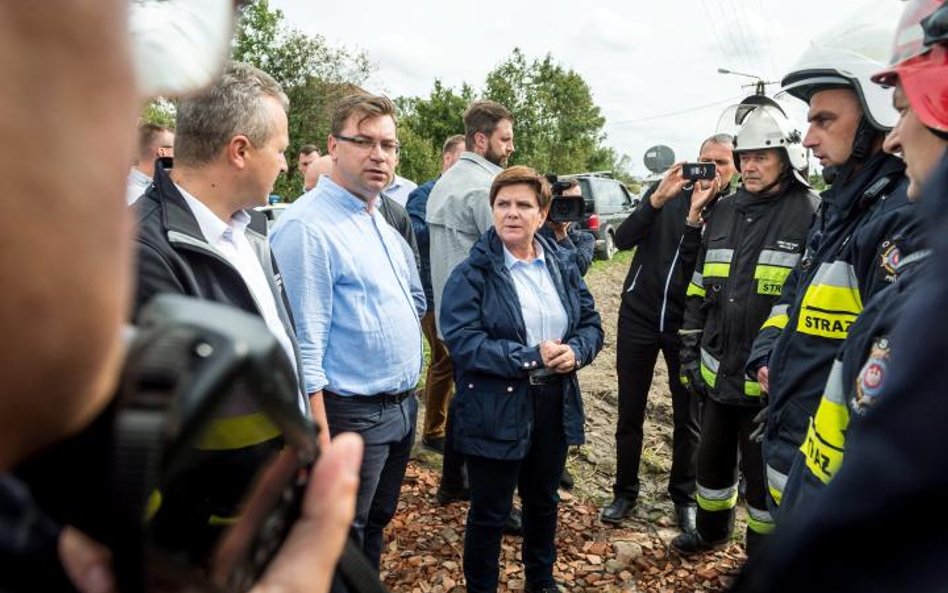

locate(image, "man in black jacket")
[[601, 134, 736, 529]]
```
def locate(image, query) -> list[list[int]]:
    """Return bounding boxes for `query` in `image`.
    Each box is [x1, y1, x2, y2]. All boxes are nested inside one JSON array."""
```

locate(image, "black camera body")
[[545, 174, 585, 223], [682, 162, 717, 181]]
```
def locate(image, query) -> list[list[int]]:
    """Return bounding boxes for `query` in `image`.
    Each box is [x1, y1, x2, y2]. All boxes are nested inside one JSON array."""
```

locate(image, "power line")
[[610, 94, 745, 126]]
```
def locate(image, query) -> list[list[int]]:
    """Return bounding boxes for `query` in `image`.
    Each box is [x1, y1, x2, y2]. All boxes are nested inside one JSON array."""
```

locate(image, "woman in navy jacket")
[[440, 166, 604, 593]]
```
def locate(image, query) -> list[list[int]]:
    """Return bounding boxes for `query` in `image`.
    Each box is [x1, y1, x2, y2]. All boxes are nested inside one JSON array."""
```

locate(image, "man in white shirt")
[[133, 61, 325, 434], [126, 122, 174, 204]]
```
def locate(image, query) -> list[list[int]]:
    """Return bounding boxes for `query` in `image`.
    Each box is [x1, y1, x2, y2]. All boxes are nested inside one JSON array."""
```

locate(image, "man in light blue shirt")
[[270, 93, 423, 570]]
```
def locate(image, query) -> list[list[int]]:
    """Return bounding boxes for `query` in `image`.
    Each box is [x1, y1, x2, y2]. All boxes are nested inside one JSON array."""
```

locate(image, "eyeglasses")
[[333, 134, 400, 156]]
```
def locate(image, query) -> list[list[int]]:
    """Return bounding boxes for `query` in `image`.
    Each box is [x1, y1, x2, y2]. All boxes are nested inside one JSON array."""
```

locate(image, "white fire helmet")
[[779, 0, 903, 130], [733, 102, 809, 186]]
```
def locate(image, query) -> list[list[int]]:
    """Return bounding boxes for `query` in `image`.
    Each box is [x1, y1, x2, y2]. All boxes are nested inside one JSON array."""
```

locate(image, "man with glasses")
[[270, 93, 424, 571]]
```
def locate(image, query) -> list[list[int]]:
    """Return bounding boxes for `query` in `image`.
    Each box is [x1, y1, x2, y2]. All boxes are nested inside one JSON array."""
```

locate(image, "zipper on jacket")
[[625, 264, 642, 294], [659, 235, 685, 333]]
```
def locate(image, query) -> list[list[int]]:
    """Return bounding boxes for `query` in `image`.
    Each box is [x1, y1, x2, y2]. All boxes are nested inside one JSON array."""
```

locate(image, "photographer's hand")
[[649, 162, 688, 209], [546, 221, 571, 242], [688, 174, 722, 225], [255, 433, 363, 593]]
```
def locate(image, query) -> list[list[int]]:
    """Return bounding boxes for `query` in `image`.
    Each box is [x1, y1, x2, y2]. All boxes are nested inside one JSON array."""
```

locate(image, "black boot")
[[670, 530, 724, 556], [675, 504, 697, 532], [600, 497, 635, 524]]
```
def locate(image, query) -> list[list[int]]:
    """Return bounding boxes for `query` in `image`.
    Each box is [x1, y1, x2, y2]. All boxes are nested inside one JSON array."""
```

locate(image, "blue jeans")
[[463, 382, 568, 593], [324, 391, 417, 569]]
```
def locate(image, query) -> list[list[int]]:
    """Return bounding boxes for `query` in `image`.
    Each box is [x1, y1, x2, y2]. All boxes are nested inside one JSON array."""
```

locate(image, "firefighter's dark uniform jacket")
[[681, 184, 819, 405], [615, 183, 724, 336], [778, 212, 928, 521], [728, 153, 948, 593], [748, 152, 913, 505]]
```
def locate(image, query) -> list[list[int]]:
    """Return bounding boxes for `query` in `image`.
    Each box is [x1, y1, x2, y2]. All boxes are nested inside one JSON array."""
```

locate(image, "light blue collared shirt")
[[503, 241, 569, 347], [270, 176, 423, 397]]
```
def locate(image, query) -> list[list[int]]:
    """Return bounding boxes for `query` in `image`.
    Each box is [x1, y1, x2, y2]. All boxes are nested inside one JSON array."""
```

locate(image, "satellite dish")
[[643, 145, 675, 174]]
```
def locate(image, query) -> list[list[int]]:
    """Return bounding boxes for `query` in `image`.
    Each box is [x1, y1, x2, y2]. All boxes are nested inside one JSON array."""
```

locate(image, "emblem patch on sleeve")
[[852, 337, 890, 415], [880, 240, 901, 281]]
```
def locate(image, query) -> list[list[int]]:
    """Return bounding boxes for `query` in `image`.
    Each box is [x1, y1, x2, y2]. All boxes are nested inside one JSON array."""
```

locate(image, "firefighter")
[[778, 0, 945, 522], [731, 2, 948, 589], [747, 2, 917, 509], [671, 100, 819, 557]]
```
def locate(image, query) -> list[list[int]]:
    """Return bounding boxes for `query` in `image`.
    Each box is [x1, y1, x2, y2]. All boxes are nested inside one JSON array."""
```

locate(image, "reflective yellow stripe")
[[702, 262, 731, 279], [796, 262, 863, 339], [746, 506, 775, 534], [761, 304, 789, 330], [687, 281, 707, 297], [209, 514, 240, 526], [801, 416, 845, 485], [145, 490, 162, 521], [699, 348, 719, 389], [766, 465, 787, 505], [195, 411, 282, 450], [696, 484, 739, 512], [745, 381, 762, 397], [755, 265, 793, 296]]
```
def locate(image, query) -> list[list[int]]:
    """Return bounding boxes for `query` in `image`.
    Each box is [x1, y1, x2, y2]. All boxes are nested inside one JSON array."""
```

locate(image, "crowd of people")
[[2, 1, 948, 593]]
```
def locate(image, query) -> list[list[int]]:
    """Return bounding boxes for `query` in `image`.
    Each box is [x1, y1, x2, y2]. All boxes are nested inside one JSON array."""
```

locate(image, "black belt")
[[528, 370, 561, 386], [323, 389, 414, 404]]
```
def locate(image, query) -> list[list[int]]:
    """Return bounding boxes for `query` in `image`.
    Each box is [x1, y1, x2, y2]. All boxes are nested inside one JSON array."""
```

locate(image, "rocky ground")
[[381, 251, 746, 593]]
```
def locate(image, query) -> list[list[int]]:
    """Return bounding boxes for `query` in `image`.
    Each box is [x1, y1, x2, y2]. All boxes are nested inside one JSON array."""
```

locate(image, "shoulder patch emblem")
[[852, 337, 891, 416], [880, 240, 901, 280]]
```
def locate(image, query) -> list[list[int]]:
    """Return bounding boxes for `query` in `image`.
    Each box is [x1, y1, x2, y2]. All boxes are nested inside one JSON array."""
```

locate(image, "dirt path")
[[383, 251, 746, 592]]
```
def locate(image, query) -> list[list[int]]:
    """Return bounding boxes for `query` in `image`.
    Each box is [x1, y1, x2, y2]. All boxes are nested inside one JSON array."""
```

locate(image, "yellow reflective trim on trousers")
[[696, 491, 739, 512], [755, 265, 792, 296], [702, 262, 731, 279], [687, 282, 707, 298], [746, 514, 776, 534], [745, 381, 762, 397], [195, 411, 282, 450], [800, 408, 848, 485]]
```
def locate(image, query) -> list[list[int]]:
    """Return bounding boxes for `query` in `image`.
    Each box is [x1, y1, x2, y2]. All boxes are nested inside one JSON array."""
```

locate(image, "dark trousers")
[[323, 391, 417, 569], [614, 317, 700, 505], [440, 398, 467, 493], [695, 398, 770, 557], [421, 315, 454, 440], [463, 383, 568, 593]]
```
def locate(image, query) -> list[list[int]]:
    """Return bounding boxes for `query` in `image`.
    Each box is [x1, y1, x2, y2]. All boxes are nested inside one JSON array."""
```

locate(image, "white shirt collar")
[[503, 239, 546, 270], [175, 183, 250, 247]]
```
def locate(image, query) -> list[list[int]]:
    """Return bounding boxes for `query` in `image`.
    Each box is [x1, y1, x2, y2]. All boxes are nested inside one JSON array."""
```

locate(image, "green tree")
[[808, 172, 828, 193], [396, 80, 474, 183], [484, 49, 612, 176], [233, 0, 373, 199], [140, 98, 176, 128]]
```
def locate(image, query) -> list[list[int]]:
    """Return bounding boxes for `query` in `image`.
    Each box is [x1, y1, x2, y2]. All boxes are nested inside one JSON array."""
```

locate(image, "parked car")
[[255, 203, 289, 227], [570, 174, 640, 260]]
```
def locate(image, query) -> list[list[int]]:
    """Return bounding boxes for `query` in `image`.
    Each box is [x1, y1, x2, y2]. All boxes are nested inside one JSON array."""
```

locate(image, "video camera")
[[16, 295, 387, 593], [545, 174, 586, 223]]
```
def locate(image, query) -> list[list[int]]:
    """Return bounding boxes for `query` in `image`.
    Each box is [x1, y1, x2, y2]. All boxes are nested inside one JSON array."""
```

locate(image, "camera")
[[545, 174, 585, 223], [682, 162, 717, 181], [16, 295, 389, 593]]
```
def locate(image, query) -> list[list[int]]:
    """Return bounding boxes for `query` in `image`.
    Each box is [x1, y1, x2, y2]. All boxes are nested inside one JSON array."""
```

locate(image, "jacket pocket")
[[455, 376, 527, 441]]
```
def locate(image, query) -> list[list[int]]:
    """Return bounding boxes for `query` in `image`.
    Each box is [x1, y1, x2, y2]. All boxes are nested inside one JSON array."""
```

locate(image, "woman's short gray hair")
[[174, 61, 289, 167]]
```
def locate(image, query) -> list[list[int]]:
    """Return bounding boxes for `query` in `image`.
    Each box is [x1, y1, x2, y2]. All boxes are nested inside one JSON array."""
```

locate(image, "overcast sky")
[[271, 0, 882, 177]]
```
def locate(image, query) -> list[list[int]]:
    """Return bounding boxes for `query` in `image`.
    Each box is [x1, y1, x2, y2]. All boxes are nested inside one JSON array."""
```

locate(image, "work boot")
[[560, 468, 575, 491], [670, 530, 724, 557], [599, 496, 635, 525], [675, 504, 697, 532], [435, 485, 470, 505], [421, 436, 445, 454]]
